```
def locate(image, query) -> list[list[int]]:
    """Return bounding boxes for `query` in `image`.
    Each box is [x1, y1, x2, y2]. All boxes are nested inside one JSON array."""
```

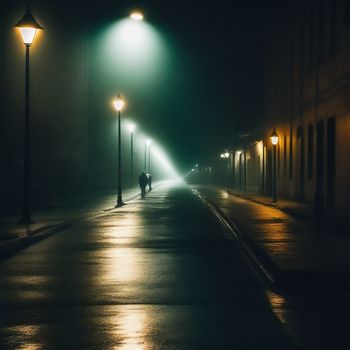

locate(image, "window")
[[317, 0, 325, 62], [307, 1, 314, 72], [330, 0, 338, 53], [284, 136, 287, 176], [289, 127, 293, 179], [344, 0, 350, 24], [307, 124, 314, 179], [277, 143, 281, 178], [327, 117, 336, 208]]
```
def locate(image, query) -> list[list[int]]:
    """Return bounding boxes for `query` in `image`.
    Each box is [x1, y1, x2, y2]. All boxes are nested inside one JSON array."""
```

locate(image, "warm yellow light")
[[14, 5, 43, 45], [113, 94, 125, 111], [130, 11, 144, 20], [270, 130, 279, 146], [127, 123, 135, 133], [224, 152, 230, 158], [19, 27, 37, 45]]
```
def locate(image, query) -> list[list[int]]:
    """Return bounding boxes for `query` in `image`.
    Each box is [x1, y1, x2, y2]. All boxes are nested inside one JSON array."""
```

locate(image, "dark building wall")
[[0, 1, 89, 204], [234, 0, 350, 217]]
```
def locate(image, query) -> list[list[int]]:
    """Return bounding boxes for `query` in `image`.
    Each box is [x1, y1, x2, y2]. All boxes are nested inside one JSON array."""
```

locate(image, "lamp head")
[[113, 93, 125, 112], [14, 4, 43, 45], [127, 123, 135, 133], [224, 152, 230, 159], [270, 129, 279, 146], [130, 11, 144, 20]]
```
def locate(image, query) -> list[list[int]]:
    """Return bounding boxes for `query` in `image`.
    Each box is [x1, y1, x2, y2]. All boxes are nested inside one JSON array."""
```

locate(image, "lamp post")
[[235, 151, 242, 191], [127, 123, 135, 187], [14, 5, 43, 224], [270, 130, 279, 203], [113, 93, 126, 207], [146, 139, 152, 173], [220, 152, 230, 191]]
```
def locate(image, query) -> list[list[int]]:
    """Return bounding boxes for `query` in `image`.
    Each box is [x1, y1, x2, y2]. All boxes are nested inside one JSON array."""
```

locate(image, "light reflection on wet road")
[[0, 182, 297, 349]]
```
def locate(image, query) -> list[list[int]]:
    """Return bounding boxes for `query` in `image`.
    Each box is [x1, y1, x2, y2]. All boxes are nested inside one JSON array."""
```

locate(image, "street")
[[0, 181, 296, 349]]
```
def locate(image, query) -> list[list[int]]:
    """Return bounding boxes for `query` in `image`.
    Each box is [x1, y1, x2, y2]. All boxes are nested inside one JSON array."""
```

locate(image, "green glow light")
[[97, 19, 169, 86]]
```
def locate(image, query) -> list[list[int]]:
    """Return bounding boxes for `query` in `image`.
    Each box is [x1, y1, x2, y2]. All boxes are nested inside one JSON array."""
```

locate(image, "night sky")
[[85, 0, 282, 171], [1, 0, 283, 181]]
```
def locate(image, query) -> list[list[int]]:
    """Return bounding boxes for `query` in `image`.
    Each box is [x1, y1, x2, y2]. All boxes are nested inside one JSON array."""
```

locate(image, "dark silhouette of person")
[[148, 174, 152, 191], [139, 172, 148, 198]]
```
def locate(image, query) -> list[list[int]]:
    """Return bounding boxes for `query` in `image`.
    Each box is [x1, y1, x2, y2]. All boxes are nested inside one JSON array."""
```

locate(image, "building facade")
[[232, 0, 350, 218]]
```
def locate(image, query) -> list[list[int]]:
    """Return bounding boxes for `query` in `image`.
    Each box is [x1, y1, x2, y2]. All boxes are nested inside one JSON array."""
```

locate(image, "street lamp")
[[270, 129, 279, 203], [146, 139, 152, 173], [220, 152, 230, 191], [130, 11, 144, 21], [14, 5, 43, 224], [127, 123, 136, 187], [113, 93, 126, 207]]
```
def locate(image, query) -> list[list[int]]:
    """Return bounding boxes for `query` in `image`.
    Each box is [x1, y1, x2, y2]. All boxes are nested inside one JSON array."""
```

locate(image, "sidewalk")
[[0, 185, 147, 261], [195, 185, 350, 290], [230, 190, 315, 222]]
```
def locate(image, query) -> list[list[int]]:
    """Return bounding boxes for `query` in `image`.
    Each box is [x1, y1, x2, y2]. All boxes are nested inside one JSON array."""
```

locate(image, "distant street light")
[[113, 93, 126, 207], [14, 4, 43, 224], [270, 130, 279, 203], [127, 123, 135, 187]]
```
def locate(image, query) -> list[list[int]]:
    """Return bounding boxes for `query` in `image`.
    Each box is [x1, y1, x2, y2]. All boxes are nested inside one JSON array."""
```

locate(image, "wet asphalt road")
[[0, 181, 297, 349]]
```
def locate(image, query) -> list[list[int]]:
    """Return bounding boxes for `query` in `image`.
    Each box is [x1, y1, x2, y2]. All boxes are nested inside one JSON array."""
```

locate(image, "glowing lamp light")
[[127, 123, 135, 133], [270, 130, 279, 146], [113, 93, 125, 111], [221, 152, 229, 159], [146, 139, 152, 146], [14, 5, 43, 45], [130, 11, 144, 21]]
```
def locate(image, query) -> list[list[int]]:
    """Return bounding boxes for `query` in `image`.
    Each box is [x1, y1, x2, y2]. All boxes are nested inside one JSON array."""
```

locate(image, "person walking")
[[139, 172, 148, 198]]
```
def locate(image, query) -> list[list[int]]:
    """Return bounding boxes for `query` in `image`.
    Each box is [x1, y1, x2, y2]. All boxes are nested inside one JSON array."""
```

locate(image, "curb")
[[0, 222, 70, 262], [228, 191, 314, 222], [102, 182, 164, 213], [193, 189, 281, 289], [195, 189, 350, 292]]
